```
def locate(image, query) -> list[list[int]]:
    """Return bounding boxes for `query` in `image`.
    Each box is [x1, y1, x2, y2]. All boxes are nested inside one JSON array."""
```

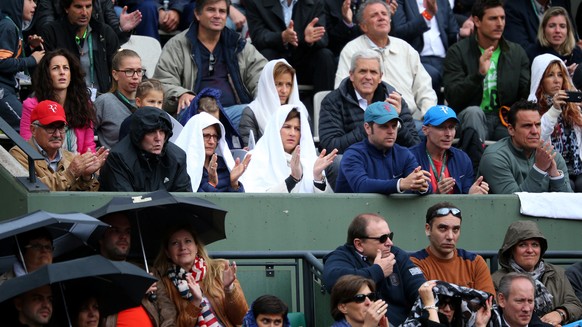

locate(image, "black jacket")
[[34, 0, 130, 43], [318, 78, 420, 154], [99, 107, 192, 192], [40, 17, 119, 94], [246, 0, 328, 57]]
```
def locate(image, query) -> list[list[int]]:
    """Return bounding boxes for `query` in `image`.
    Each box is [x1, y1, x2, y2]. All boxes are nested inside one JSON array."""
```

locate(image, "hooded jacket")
[[39, 15, 119, 94], [528, 54, 582, 173], [98, 107, 192, 192], [0, 0, 38, 92], [492, 221, 582, 322], [179, 87, 243, 149]]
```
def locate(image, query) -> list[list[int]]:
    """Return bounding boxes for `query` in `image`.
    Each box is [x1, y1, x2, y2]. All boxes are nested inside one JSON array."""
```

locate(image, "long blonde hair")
[[538, 7, 576, 56], [536, 61, 582, 127], [153, 225, 228, 327]]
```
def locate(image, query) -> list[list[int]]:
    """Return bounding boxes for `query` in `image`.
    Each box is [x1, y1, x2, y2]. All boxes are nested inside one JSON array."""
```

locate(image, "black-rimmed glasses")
[[203, 133, 219, 141], [360, 232, 394, 243], [116, 69, 146, 77]]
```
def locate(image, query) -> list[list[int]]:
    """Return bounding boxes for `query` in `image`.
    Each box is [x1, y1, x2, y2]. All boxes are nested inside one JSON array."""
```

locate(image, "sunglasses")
[[209, 53, 216, 75], [431, 208, 461, 219], [349, 292, 377, 303], [360, 232, 394, 243]]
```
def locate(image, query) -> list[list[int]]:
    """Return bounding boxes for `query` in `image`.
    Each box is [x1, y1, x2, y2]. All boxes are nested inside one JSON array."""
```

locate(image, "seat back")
[[120, 35, 162, 78], [287, 312, 306, 327], [313, 90, 331, 143]]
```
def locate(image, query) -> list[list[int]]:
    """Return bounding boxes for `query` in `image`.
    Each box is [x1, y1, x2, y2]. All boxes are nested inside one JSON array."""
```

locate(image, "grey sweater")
[[94, 92, 135, 149]]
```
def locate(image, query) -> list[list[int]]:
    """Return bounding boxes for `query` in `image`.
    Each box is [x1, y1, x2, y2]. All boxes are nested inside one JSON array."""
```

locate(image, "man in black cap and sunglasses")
[[410, 202, 495, 295], [323, 213, 426, 326]]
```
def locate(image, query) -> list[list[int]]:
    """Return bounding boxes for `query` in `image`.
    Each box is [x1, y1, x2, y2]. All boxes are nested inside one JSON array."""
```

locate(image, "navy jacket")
[[323, 244, 426, 326], [198, 156, 245, 193], [390, 0, 459, 54], [409, 142, 475, 194], [335, 139, 430, 194], [185, 21, 253, 105]]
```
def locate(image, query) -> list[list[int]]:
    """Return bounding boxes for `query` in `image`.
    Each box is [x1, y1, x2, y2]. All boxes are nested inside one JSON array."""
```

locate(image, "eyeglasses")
[[209, 53, 216, 75], [25, 243, 55, 252], [116, 69, 146, 77], [34, 123, 67, 135], [360, 232, 394, 243], [203, 133, 219, 141], [349, 292, 377, 303], [431, 208, 462, 219]]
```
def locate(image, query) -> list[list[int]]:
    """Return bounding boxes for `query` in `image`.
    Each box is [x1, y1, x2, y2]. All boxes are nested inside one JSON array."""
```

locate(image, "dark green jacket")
[[443, 35, 530, 113]]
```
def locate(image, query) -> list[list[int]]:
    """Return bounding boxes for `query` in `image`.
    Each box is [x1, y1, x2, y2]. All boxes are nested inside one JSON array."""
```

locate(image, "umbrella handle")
[[135, 218, 149, 274], [59, 283, 73, 327]]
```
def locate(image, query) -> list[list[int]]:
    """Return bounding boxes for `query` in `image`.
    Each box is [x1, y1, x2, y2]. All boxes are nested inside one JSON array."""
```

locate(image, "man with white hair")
[[334, 0, 437, 123]]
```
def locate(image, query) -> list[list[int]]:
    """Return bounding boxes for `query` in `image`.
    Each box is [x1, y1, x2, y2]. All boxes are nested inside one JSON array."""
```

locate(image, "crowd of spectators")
[[3, 0, 582, 194]]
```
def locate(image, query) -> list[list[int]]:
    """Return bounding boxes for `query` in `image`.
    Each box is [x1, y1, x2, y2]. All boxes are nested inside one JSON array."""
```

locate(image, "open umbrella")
[[88, 190, 227, 264], [0, 255, 157, 318], [0, 210, 109, 273]]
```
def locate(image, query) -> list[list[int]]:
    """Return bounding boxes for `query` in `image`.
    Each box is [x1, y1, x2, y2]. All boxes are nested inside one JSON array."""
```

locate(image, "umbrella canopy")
[[0, 255, 157, 316], [89, 190, 227, 260], [0, 210, 109, 273]]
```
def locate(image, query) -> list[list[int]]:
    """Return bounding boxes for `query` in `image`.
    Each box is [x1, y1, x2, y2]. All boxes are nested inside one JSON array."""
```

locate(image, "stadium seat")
[[313, 90, 331, 143], [120, 35, 162, 79]]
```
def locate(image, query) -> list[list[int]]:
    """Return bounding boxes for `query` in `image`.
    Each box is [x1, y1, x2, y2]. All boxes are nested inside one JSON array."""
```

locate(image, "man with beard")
[[10, 100, 107, 191], [12, 285, 53, 327], [40, 0, 119, 95], [99, 212, 176, 327]]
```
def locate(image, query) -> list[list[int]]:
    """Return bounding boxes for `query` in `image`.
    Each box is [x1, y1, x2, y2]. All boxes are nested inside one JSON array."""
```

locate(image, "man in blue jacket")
[[323, 213, 426, 326], [409, 105, 489, 194], [335, 101, 431, 194]]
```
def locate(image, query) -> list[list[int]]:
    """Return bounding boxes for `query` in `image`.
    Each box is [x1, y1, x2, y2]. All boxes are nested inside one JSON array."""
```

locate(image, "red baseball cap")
[[31, 100, 67, 125]]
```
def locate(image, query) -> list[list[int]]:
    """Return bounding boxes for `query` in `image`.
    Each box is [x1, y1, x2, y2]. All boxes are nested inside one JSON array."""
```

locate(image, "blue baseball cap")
[[364, 102, 402, 124], [423, 105, 459, 126]]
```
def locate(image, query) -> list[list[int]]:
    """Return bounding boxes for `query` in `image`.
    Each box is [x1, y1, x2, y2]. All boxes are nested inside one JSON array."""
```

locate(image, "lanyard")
[[76, 29, 94, 85], [426, 150, 447, 183]]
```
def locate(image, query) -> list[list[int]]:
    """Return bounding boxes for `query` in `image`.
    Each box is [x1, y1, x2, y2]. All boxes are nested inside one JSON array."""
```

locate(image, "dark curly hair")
[[32, 49, 95, 129]]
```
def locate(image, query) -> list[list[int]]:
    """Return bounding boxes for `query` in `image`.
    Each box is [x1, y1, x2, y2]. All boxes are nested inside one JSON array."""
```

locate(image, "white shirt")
[[416, 0, 446, 58]]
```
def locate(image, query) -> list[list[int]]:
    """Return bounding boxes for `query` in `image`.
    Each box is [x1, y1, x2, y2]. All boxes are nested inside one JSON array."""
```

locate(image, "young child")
[[0, 0, 45, 132], [135, 79, 164, 109], [119, 79, 182, 141]]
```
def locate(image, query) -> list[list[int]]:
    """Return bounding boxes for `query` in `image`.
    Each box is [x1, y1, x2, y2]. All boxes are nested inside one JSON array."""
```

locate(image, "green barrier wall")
[[2, 164, 581, 254]]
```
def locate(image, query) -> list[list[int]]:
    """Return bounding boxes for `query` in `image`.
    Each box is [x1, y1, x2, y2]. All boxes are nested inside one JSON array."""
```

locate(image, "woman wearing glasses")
[[175, 112, 250, 192], [492, 221, 582, 326], [330, 274, 388, 327], [20, 49, 96, 154], [239, 105, 337, 193], [94, 49, 145, 149], [0, 228, 54, 284]]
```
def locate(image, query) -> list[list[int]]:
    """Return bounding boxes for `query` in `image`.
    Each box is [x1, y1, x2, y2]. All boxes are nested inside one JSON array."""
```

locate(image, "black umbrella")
[[0, 210, 109, 273], [0, 255, 157, 317], [88, 190, 227, 264]]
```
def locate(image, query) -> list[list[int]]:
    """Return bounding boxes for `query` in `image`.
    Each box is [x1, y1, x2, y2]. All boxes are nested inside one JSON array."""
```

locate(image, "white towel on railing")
[[516, 192, 582, 220]]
